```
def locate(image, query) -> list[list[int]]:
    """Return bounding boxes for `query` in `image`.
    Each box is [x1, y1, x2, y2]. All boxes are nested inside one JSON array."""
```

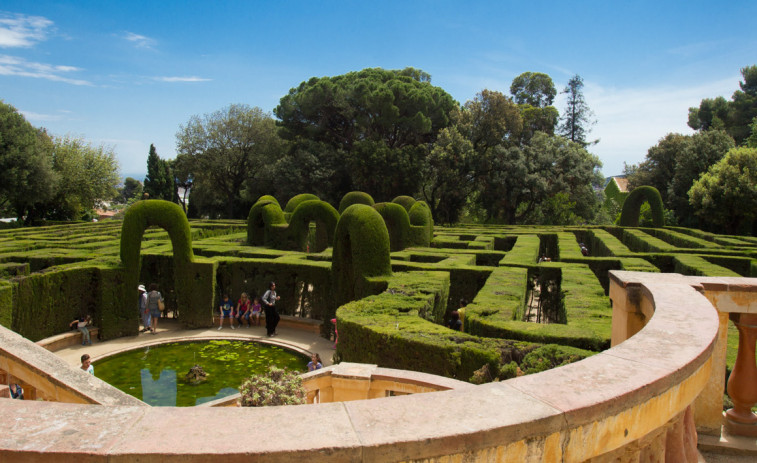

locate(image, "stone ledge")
[[37, 327, 100, 352], [0, 272, 732, 460]]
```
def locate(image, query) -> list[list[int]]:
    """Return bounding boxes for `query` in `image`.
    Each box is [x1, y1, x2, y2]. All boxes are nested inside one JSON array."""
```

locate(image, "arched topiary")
[[256, 195, 280, 208], [619, 186, 665, 227], [373, 202, 411, 252], [120, 200, 211, 332], [407, 200, 434, 246], [338, 191, 375, 214], [332, 204, 392, 307], [287, 200, 340, 252], [121, 200, 194, 270], [284, 193, 320, 214], [391, 195, 417, 212], [247, 200, 287, 246]]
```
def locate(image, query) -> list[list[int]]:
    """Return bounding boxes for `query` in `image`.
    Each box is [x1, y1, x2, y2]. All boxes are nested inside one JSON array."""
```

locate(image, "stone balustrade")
[[1, 270, 746, 461]]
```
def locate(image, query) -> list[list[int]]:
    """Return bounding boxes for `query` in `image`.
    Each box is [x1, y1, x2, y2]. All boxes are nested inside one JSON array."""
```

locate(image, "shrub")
[[283, 193, 320, 214], [520, 344, 591, 374], [239, 366, 306, 407], [338, 191, 375, 213], [392, 195, 417, 211]]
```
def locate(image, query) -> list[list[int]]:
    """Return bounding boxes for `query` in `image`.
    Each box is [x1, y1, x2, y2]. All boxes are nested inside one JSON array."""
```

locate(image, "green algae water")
[[94, 340, 308, 406]]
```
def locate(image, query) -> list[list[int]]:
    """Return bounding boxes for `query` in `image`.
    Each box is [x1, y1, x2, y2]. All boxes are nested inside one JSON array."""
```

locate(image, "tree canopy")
[[274, 67, 457, 202], [176, 104, 285, 219], [688, 65, 757, 145], [0, 101, 56, 220], [689, 147, 757, 235]]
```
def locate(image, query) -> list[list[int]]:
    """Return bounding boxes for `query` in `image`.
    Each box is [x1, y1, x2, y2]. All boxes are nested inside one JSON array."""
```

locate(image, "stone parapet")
[[0, 271, 738, 461]]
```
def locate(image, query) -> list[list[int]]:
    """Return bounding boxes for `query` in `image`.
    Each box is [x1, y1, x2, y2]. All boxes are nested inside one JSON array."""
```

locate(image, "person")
[[447, 310, 462, 331], [80, 354, 94, 375], [235, 292, 252, 328], [262, 281, 280, 337], [69, 314, 92, 345], [146, 283, 163, 334], [218, 293, 235, 330], [9, 383, 23, 400], [250, 296, 262, 327], [307, 353, 322, 371], [138, 284, 150, 333]]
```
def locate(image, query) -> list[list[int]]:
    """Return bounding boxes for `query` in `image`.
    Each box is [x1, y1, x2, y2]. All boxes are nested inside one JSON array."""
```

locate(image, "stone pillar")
[[693, 311, 729, 435], [664, 407, 698, 463], [609, 280, 648, 347], [725, 313, 757, 437]]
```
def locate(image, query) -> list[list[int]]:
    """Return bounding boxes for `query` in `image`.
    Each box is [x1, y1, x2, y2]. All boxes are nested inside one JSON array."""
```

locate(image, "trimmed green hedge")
[[287, 200, 340, 252], [392, 195, 417, 211], [619, 186, 665, 227], [284, 193, 320, 213], [332, 204, 392, 307], [338, 191, 375, 213]]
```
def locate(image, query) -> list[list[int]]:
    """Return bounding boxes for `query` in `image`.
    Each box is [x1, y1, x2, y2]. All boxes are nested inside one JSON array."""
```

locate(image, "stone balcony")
[[0, 271, 755, 461]]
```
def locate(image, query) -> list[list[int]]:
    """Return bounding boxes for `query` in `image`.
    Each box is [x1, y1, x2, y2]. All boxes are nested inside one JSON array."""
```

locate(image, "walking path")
[[54, 318, 335, 368]]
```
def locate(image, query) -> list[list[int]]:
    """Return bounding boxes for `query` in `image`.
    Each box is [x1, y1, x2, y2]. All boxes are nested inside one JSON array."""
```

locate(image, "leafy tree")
[[510, 72, 557, 107], [558, 75, 597, 147], [474, 132, 601, 224], [689, 147, 757, 235], [274, 67, 457, 201], [510, 72, 559, 142], [745, 117, 757, 148], [35, 135, 120, 221], [689, 65, 757, 145], [0, 101, 56, 221], [119, 177, 143, 203], [176, 104, 285, 219], [628, 130, 734, 226], [667, 130, 735, 226], [143, 144, 174, 201], [460, 90, 522, 152], [421, 126, 475, 224]]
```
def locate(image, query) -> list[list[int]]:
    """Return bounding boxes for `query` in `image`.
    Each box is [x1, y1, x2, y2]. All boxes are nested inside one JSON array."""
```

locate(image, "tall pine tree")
[[558, 75, 597, 147], [143, 144, 175, 201]]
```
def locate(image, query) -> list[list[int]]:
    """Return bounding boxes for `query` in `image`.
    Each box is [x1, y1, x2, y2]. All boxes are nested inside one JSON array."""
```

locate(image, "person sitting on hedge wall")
[[69, 314, 92, 345]]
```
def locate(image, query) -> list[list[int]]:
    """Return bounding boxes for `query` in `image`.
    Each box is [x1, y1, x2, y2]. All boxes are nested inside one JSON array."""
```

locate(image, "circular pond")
[[93, 339, 308, 406]]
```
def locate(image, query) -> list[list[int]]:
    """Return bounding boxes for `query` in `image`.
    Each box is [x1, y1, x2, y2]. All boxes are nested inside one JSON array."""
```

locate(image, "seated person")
[[69, 315, 92, 345]]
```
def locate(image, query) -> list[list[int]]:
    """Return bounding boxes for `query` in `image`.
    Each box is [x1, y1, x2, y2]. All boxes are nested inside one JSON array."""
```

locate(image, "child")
[[80, 354, 94, 375], [307, 353, 322, 371], [250, 296, 262, 326], [9, 383, 23, 400], [69, 315, 92, 345], [218, 294, 235, 330], [236, 292, 251, 327]]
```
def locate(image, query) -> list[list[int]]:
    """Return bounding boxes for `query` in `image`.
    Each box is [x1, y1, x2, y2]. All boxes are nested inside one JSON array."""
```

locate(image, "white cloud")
[[0, 12, 53, 48], [123, 31, 156, 49], [580, 76, 740, 176], [0, 54, 92, 85], [154, 76, 211, 82], [20, 110, 65, 122]]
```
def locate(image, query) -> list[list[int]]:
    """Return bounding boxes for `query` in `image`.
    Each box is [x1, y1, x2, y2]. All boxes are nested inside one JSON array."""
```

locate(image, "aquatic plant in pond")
[[94, 340, 308, 406]]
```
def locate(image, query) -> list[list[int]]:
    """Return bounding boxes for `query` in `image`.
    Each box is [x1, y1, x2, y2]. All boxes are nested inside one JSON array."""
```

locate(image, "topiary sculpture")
[[619, 186, 665, 228], [332, 204, 392, 307], [338, 191, 375, 214]]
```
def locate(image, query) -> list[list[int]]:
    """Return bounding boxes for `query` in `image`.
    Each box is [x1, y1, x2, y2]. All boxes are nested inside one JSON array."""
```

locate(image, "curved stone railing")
[[0, 271, 724, 461]]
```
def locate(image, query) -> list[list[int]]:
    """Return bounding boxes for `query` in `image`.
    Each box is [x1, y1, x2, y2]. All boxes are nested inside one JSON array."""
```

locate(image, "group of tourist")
[[138, 283, 164, 334], [219, 282, 281, 337]]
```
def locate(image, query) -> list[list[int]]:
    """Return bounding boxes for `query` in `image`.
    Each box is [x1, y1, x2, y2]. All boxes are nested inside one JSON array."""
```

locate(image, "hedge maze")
[[1, 193, 755, 383]]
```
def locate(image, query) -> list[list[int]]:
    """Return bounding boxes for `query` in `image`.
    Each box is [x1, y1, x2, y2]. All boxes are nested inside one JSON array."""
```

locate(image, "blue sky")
[[2, 1, 756, 179]]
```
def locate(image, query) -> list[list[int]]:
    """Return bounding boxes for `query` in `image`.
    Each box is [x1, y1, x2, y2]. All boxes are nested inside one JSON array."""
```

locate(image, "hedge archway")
[[332, 204, 392, 307], [619, 186, 665, 227], [338, 191, 375, 214], [120, 200, 208, 330], [287, 200, 340, 252]]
